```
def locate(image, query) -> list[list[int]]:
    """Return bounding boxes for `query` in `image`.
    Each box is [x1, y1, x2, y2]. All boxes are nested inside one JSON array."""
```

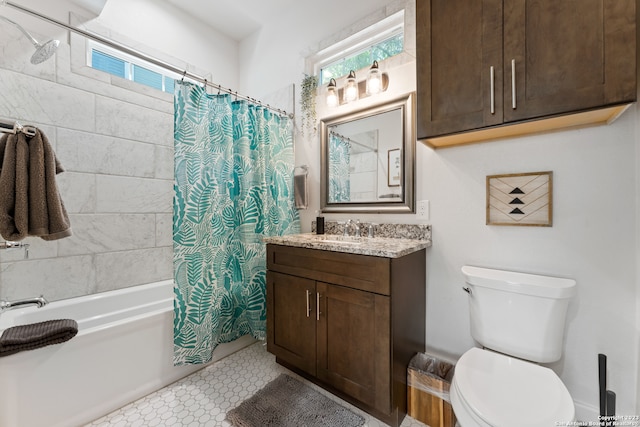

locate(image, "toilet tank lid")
[[462, 266, 576, 299]]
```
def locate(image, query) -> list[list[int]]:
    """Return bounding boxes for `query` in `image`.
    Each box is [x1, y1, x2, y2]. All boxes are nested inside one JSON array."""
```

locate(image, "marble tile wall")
[[0, 26, 175, 302]]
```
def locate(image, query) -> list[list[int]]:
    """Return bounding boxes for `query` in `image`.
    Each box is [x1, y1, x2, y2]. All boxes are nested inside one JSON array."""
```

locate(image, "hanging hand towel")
[[294, 170, 308, 210], [0, 129, 72, 241]]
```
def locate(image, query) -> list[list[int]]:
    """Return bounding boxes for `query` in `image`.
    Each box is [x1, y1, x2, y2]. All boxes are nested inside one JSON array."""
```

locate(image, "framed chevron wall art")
[[486, 171, 553, 226]]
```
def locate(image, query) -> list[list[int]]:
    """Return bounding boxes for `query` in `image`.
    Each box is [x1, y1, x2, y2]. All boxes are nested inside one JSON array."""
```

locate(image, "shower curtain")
[[173, 82, 299, 365], [328, 133, 351, 202]]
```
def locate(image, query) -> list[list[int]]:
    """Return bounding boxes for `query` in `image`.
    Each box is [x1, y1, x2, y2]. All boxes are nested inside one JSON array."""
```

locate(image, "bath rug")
[[226, 374, 365, 427], [0, 319, 78, 357]]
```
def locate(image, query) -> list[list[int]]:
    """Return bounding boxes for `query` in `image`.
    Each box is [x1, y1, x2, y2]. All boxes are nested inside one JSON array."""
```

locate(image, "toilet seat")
[[451, 348, 574, 427]]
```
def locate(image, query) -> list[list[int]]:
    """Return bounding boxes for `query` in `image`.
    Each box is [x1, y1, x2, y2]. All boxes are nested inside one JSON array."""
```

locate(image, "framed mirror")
[[320, 92, 415, 213]]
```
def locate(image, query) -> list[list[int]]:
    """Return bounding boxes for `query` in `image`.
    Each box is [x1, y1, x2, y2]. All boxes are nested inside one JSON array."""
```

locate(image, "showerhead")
[[0, 15, 59, 64], [30, 38, 59, 64]]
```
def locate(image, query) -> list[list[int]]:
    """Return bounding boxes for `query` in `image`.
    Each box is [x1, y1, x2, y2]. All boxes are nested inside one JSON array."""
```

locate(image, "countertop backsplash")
[[312, 220, 432, 241]]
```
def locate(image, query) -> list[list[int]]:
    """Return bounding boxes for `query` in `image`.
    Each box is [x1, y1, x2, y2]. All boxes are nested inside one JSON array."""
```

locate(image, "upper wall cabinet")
[[416, 0, 637, 148]]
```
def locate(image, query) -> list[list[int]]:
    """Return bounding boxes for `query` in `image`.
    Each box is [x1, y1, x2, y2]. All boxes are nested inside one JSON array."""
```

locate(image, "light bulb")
[[343, 70, 358, 103], [326, 78, 339, 107], [366, 60, 382, 95]]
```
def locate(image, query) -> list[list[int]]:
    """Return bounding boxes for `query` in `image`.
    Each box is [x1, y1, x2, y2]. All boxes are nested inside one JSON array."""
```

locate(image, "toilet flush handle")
[[462, 287, 472, 295]]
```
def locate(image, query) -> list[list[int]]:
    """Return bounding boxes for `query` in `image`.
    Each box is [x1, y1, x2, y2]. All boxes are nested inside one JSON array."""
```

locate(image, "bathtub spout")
[[0, 296, 49, 312]]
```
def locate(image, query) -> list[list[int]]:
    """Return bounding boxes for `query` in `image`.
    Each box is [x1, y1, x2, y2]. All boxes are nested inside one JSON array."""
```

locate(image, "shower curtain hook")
[[180, 70, 186, 82], [235, 91, 238, 101]]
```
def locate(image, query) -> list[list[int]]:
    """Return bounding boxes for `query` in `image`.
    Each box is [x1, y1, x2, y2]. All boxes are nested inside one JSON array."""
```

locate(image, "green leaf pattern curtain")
[[173, 82, 299, 365], [328, 133, 351, 202]]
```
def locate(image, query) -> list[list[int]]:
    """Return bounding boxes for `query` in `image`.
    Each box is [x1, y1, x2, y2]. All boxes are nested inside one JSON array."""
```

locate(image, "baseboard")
[[574, 399, 599, 424]]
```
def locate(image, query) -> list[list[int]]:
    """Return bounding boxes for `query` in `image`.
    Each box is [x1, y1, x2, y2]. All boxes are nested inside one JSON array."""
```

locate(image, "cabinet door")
[[316, 282, 391, 414], [266, 271, 317, 376], [417, 0, 504, 139], [504, 0, 636, 122]]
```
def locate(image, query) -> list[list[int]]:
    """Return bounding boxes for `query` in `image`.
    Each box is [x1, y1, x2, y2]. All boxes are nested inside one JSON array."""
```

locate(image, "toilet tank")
[[461, 266, 576, 363]]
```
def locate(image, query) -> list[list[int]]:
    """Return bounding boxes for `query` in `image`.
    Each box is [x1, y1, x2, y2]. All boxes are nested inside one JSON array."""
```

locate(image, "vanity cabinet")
[[266, 244, 426, 427], [416, 0, 636, 147]]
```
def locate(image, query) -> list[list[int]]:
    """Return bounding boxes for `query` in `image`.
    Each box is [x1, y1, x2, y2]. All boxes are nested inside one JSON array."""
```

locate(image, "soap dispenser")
[[315, 210, 325, 235]]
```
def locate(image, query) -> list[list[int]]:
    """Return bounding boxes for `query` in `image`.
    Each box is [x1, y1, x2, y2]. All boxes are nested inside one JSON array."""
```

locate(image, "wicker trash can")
[[407, 353, 457, 427]]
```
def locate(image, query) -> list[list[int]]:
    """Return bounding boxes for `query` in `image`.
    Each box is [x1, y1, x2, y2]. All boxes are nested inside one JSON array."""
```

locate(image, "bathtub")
[[0, 280, 254, 427]]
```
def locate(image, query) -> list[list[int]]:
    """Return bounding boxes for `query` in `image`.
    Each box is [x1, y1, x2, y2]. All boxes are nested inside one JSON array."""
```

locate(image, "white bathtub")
[[0, 280, 254, 427]]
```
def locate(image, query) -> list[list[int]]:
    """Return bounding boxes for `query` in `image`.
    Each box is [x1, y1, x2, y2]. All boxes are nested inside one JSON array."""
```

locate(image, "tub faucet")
[[0, 296, 48, 313], [1, 241, 30, 259]]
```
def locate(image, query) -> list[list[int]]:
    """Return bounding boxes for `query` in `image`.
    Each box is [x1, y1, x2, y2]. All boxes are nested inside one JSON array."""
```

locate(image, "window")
[[320, 33, 404, 85], [87, 40, 179, 94], [313, 10, 405, 85]]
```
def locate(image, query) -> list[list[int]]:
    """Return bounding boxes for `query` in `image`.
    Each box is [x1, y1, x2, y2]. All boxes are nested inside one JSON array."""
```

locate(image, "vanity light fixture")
[[366, 60, 382, 95], [326, 78, 339, 107], [326, 62, 389, 107], [343, 70, 359, 103]]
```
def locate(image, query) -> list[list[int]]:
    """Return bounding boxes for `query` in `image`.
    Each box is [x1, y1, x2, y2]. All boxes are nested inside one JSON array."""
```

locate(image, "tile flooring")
[[85, 341, 429, 427]]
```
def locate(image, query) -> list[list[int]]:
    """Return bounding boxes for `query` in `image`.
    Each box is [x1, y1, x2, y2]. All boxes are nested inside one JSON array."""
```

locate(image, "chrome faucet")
[[343, 219, 362, 237], [343, 219, 352, 236], [0, 296, 48, 313]]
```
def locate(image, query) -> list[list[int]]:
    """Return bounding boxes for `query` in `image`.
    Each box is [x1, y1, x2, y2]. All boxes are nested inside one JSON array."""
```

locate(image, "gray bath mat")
[[226, 374, 365, 427]]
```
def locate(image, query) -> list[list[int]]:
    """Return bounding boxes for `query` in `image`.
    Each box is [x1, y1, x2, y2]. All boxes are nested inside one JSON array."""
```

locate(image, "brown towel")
[[0, 319, 78, 357], [0, 129, 71, 241]]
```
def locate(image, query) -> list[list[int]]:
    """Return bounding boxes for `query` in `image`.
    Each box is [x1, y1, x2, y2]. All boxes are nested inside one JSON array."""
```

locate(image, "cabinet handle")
[[306, 290, 311, 318], [511, 59, 517, 110], [490, 66, 495, 115], [316, 292, 321, 321]]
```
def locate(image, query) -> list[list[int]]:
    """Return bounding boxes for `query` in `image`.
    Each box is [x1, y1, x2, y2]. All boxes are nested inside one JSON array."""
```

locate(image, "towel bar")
[[0, 117, 37, 137]]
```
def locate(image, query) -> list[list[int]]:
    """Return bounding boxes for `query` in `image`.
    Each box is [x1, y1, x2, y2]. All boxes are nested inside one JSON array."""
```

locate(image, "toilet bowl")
[[453, 266, 577, 427], [450, 348, 574, 427]]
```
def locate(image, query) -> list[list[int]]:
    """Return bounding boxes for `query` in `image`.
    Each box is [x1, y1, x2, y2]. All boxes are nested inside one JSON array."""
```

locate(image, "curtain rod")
[[329, 130, 377, 152], [4, 1, 293, 118]]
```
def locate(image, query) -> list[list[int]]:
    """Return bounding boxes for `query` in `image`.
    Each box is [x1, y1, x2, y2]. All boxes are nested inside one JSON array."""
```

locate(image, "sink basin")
[[297, 234, 365, 245], [321, 238, 362, 245]]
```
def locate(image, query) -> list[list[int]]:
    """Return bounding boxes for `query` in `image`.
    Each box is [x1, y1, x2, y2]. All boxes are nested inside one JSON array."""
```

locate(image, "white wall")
[[96, 0, 239, 88], [240, 0, 640, 422], [1, 0, 239, 89], [237, 0, 406, 101], [423, 114, 638, 420]]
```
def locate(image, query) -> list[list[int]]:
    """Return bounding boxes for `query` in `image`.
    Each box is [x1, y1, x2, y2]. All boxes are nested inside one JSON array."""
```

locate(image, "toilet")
[[451, 266, 576, 427]]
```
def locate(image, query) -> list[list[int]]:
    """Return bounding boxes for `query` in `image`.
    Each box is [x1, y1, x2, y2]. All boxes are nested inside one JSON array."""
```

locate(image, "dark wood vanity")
[[266, 242, 426, 427]]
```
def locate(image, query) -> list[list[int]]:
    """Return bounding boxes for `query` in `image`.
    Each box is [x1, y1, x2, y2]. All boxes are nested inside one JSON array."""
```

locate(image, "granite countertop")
[[263, 233, 431, 258]]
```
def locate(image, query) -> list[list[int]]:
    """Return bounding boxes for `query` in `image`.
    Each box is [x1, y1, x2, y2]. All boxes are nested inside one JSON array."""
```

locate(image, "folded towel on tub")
[[0, 129, 72, 241], [0, 319, 78, 357]]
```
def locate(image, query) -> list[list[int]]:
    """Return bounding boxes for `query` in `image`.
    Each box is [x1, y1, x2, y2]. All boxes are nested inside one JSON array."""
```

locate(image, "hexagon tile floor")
[[85, 341, 429, 427]]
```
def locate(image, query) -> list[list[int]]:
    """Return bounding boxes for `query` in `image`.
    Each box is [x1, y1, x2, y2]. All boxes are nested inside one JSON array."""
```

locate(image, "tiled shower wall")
[[0, 26, 179, 302]]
